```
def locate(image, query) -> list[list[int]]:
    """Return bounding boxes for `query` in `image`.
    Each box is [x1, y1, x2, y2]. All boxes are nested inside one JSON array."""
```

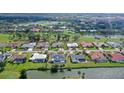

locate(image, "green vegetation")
[[0, 31, 124, 79], [1, 60, 124, 79], [65, 62, 124, 68], [0, 34, 12, 42], [0, 71, 20, 79]]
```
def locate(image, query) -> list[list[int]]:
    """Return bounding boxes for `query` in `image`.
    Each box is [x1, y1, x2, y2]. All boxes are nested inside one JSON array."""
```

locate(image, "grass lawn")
[[65, 61, 124, 68], [102, 47, 114, 50], [86, 47, 97, 50], [65, 56, 124, 68], [0, 34, 12, 42], [0, 71, 20, 79], [79, 37, 96, 42], [0, 62, 49, 79], [4, 62, 48, 72]]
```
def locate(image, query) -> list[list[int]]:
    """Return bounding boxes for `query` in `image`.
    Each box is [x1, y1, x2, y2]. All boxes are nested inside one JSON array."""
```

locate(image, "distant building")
[[51, 42, 62, 48], [21, 42, 36, 49], [37, 42, 49, 49], [93, 42, 109, 48], [80, 42, 93, 48], [106, 42, 121, 48], [67, 43, 78, 48], [54, 29, 64, 32], [0, 43, 10, 48], [31, 27, 40, 32]]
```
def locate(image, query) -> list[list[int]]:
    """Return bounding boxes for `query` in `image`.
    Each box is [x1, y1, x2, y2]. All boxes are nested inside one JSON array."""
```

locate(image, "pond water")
[[26, 68, 124, 79]]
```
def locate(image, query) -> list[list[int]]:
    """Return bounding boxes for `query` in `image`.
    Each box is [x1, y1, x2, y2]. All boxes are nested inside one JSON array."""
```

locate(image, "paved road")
[[10, 48, 122, 54]]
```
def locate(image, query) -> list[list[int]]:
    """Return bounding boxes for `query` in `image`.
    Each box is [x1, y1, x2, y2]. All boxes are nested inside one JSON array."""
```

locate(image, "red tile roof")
[[90, 52, 104, 59], [80, 42, 93, 47], [111, 53, 124, 60]]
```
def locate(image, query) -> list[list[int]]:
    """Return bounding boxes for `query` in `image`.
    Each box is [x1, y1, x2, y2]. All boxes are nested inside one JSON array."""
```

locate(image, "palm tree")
[[82, 72, 85, 79], [35, 34, 41, 42], [42, 33, 49, 42], [77, 71, 81, 77], [73, 33, 81, 42]]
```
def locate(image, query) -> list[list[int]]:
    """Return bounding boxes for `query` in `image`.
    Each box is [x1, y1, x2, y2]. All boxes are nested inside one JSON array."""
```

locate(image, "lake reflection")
[[26, 68, 124, 79]]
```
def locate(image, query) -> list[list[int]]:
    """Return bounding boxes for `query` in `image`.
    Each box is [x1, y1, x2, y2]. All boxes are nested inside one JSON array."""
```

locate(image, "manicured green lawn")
[[4, 62, 47, 72], [79, 37, 96, 42], [0, 34, 12, 42], [86, 47, 97, 50], [0, 71, 20, 79], [65, 61, 124, 68], [0, 62, 49, 79], [102, 47, 114, 50]]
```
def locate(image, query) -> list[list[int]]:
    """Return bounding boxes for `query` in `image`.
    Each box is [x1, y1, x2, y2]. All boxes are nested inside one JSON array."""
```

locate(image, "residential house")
[[21, 42, 36, 49], [54, 29, 64, 32], [31, 27, 40, 32], [0, 54, 6, 63], [50, 54, 65, 63], [93, 42, 109, 48], [0, 43, 10, 48], [80, 42, 93, 48], [89, 51, 108, 62], [37, 42, 49, 49], [51, 42, 62, 48], [94, 36, 101, 39], [70, 54, 85, 63], [3, 52, 12, 58], [67, 43, 78, 48], [10, 42, 21, 49], [109, 53, 124, 63], [30, 53, 47, 62], [12, 54, 26, 63], [106, 42, 121, 48]]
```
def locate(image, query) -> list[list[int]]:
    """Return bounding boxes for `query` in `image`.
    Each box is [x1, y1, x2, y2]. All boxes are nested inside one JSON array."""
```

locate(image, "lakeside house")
[[67, 43, 78, 48], [70, 54, 85, 63], [80, 42, 93, 48], [12, 54, 26, 63], [50, 54, 65, 63], [109, 53, 124, 63], [37, 42, 49, 49], [30, 53, 47, 63], [89, 51, 108, 63]]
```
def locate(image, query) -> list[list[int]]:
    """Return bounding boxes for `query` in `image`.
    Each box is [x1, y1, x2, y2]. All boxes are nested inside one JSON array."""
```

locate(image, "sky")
[[0, 0, 124, 13]]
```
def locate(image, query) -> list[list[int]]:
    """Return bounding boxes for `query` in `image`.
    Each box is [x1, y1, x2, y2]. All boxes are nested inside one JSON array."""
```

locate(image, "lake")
[[26, 67, 124, 79]]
